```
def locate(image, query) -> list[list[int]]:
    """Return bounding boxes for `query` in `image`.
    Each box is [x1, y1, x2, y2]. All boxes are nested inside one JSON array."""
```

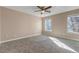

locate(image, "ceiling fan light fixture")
[[41, 10, 45, 13]]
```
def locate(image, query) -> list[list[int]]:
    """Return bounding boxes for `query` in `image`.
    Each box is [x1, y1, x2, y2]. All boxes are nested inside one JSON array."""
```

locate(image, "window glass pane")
[[67, 17, 73, 32], [67, 16, 79, 33], [45, 18, 52, 31]]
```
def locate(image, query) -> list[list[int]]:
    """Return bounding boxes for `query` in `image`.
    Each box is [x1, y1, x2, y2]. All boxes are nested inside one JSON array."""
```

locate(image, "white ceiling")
[[4, 6, 79, 17]]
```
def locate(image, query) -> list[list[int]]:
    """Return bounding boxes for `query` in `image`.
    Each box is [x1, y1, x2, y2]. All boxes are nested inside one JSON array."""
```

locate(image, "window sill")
[[45, 30, 52, 32]]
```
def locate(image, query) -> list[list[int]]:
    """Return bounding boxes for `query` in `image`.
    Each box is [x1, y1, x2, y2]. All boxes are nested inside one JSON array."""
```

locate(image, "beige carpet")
[[0, 35, 79, 53]]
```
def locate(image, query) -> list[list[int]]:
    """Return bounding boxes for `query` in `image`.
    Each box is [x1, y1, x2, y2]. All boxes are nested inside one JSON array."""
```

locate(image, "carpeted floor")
[[0, 35, 79, 53]]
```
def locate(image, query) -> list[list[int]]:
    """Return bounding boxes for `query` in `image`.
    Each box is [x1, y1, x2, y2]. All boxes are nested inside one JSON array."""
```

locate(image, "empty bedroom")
[[0, 6, 79, 53]]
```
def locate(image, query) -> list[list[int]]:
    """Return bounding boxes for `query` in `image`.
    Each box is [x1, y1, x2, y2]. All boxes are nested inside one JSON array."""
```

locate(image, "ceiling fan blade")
[[36, 6, 52, 14], [45, 6, 52, 10], [46, 11, 51, 13], [37, 6, 43, 10], [34, 10, 42, 12]]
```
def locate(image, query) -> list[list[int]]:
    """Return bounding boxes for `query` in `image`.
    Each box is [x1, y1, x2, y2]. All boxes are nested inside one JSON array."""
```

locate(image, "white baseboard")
[[63, 36, 79, 41], [51, 34, 79, 41], [0, 33, 41, 44]]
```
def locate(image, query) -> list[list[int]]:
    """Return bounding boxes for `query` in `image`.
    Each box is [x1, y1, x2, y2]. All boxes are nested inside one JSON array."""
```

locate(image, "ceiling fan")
[[35, 6, 52, 14]]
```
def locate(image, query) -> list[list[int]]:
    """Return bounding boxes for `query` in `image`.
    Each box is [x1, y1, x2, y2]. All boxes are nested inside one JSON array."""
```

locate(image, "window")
[[45, 17, 52, 31], [67, 16, 79, 33]]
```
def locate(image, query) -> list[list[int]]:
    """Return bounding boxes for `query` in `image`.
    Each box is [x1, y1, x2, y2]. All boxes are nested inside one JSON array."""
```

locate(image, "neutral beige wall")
[[0, 7, 1, 42], [42, 9, 79, 41], [1, 7, 42, 42]]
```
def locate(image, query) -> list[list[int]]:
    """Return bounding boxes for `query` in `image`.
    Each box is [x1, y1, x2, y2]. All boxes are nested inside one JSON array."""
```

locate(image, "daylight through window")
[[67, 16, 79, 33], [45, 17, 52, 31]]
